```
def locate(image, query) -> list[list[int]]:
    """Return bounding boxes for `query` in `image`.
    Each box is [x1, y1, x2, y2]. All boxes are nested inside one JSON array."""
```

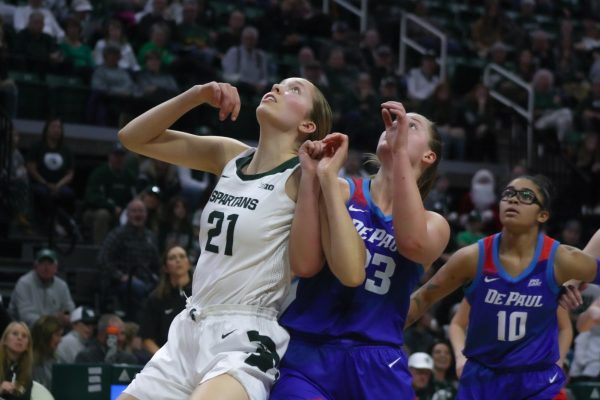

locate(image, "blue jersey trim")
[[546, 240, 561, 295], [493, 233, 544, 283], [345, 177, 356, 205], [464, 239, 485, 295], [362, 179, 393, 222], [594, 260, 600, 285]]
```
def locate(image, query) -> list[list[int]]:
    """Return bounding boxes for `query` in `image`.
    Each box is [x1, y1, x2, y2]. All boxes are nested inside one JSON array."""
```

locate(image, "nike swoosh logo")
[[484, 276, 500, 283], [388, 356, 402, 368], [221, 175, 230, 178], [221, 329, 237, 339], [164, 309, 173, 315], [349, 205, 367, 213], [549, 372, 558, 383]]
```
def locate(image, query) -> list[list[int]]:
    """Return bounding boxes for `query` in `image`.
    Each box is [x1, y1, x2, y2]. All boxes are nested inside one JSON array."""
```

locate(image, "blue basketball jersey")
[[280, 178, 423, 346], [463, 233, 561, 370]]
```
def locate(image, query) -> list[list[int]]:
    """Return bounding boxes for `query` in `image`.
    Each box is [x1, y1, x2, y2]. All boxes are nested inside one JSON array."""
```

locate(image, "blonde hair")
[[306, 83, 332, 141], [0, 322, 33, 394]]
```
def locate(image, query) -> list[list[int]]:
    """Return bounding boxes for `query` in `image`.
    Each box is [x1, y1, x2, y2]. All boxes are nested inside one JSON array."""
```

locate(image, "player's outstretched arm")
[[119, 82, 247, 175], [289, 140, 326, 278], [448, 298, 470, 378], [382, 102, 450, 267], [406, 244, 478, 327], [317, 134, 366, 287], [554, 244, 600, 286]]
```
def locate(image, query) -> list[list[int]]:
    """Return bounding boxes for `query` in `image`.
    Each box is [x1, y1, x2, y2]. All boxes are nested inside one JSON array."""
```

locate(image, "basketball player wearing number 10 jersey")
[[272, 177, 423, 399]]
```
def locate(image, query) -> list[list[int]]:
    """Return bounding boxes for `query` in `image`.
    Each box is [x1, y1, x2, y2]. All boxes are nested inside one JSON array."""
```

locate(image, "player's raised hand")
[[299, 139, 326, 175], [381, 101, 408, 153], [196, 82, 241, 122], [316, 133, 348, 178]]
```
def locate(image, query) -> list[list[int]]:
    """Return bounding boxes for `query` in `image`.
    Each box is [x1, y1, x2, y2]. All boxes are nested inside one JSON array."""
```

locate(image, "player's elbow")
[[290, 259, 324, 278], [339, 269, 366, 287]]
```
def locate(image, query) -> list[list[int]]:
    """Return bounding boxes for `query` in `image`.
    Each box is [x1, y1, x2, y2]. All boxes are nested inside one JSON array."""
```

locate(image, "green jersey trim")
[[235, 153, 300, 181]]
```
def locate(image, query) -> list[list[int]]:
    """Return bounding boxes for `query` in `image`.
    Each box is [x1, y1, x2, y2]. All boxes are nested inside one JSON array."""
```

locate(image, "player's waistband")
[[287, 329, 403, 348], [468, 358, 556, 374], [185, 303, 279, 322]]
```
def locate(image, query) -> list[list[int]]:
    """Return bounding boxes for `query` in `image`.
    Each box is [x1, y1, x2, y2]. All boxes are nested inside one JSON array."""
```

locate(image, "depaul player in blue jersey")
[[270, 101, 451, 400], [407, 175, 600, 400]]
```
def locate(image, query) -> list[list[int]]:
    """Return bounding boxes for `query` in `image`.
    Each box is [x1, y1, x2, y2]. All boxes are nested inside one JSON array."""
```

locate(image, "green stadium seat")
[[568, 382, 600, 400], [45, 74, 90, 124], [9, 70, 48, 120]]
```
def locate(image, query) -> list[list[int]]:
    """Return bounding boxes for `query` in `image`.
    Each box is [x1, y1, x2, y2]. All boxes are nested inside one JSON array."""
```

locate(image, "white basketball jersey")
[[191, 148, 299, 311]]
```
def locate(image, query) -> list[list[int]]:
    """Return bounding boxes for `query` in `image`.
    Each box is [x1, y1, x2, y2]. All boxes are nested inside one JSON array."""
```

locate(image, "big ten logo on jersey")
[[352, 220, 397, 252], [259, 182, 274, 191]]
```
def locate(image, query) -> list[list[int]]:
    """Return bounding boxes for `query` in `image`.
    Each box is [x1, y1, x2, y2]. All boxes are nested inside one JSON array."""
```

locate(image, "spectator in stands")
[[529, 30, 555, 71], [214, 9, 245, 56], [0, 322, 33, 400], [405, 311, 439, 355], [8, 248, 74, 328], [378, 75, 404, 102], [59, 16, 94, 82], [89, 44, 137, 126], [0, 298, 10, 337], [369, 45, 396, 89], [120, 185, 163, 235], [558, 218, 583, 248], [55, 306, 96, 364], [342, 72, 381, 151], [0, 20, 17, 118], [13, 11, 63, 76], [514, 48, 536, 83], [31, 315, 62, 390], [74, 314, 137, 364], [176, 167, 212, 212], [424, 174, 454, 215], [136, 0, 176, 48], [462, 83, 498, 162], [70, 0, 98, 45], [408, 352, 435, 400], [158, 197, 194, 255], [574, 132, 600, 214], [532, 69, 574, 143], [135, 50, 180, 107], [429, 340, 458, 398], [137, 22, 176, 70], [299, 60, 328, 91], [359, 28, 381, 70], [338, 149, 368, 179], [574, 17, 600, 53], [406, 51, 439, 105], [515, 0, 540, 33], [13, 0, 64, 40], [578, 77, 600, 132], [470, 0, 512, 57], [4, 127, 31, 234], [93, 19, 140, 72], [139, 245, 192, 355], [221, 26, 270, 97], [83, 142, 136, 245], [123, 321, 148, 365], [136, 158, 180, 202], [420, 81, 466, 160], [458, 169, 500, 234], [25, 117, 75, 234], [97, 198, 160, 320], [323, 46, 357, 127], [455, 210, 484, 248], [173, 0, 213, 63]]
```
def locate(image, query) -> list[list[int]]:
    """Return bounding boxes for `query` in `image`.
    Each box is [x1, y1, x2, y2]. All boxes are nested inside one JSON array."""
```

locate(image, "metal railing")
[[322, 0, 368, 32], [483, 63, 534, 166], [399, 12, 447, 81]]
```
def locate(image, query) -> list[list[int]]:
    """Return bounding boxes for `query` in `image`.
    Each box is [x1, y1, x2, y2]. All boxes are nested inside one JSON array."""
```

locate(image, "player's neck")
[[249, 133, 297, 174], [371, 171, 393, 213], [500, 228, 540, 257]]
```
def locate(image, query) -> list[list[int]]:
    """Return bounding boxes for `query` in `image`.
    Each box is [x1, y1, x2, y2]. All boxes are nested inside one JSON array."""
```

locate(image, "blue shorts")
[[269, 336, 414, 400], [457, 360, 565, 400]]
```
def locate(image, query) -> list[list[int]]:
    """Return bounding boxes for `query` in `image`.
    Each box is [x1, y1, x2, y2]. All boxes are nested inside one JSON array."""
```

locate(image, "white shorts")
[[124, 304, 290, 400]]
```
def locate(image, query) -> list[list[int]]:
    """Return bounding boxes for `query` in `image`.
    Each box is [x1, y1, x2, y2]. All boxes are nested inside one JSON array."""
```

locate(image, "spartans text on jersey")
[[209, 190, 259, 210]]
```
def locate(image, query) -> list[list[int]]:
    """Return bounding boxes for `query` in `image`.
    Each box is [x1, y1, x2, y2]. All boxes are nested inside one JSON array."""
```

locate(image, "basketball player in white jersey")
[[116, 79, 332, 400]]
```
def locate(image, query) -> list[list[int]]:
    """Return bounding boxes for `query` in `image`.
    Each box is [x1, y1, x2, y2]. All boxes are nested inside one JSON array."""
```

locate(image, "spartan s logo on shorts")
[[244, 331, 280, 378]]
